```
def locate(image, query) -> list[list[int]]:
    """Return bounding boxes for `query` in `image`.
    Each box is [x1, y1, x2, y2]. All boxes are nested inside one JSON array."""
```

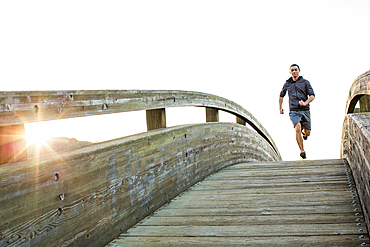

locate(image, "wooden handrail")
[[345, 70, 370, 114], [0, 90, 279, 157]]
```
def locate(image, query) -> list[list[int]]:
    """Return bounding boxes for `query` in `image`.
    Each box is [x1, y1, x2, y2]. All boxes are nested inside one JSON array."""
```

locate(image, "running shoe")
[[302, 132, 308, 140], [300, 150, 306, 159]]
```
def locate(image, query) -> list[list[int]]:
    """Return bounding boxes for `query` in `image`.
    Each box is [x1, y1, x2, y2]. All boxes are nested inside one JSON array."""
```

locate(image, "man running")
[[279, 64, 315, 159]]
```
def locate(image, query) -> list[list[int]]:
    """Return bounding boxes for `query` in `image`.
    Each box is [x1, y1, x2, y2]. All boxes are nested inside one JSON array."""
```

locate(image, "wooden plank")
[[146, 108, 166, 130], [228, 159, 345, 168], [206, 107, 219, 122], [165, 191, 358, 205], [189, 180, 349, 191], [197, 176, 349, 184], [207, 166, 347, 176], [163, 196, 358, 208], [236, 116, 246, 126], [111, 236, 369, 247], [149, 205, 362, 216], [121, 224, 363, 237], [185, 186, 352, 195], [136, 214, 364, 226], [197, 175, 348, 184]]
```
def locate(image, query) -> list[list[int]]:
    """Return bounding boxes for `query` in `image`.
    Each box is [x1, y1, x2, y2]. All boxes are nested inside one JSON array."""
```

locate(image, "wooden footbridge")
[[1, 70, 370, 246], [111, 159, 368, 246]]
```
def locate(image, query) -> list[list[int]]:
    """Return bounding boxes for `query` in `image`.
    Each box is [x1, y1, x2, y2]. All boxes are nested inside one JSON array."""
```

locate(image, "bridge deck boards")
[[107, 159, 370, 246]]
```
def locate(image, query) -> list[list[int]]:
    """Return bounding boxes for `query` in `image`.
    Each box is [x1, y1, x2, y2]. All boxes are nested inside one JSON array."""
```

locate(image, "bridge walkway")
[[107, 159, 370, 246]]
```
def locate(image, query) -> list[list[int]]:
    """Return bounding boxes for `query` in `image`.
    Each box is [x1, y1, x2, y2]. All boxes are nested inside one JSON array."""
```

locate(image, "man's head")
[[289, 64, 300, 81]]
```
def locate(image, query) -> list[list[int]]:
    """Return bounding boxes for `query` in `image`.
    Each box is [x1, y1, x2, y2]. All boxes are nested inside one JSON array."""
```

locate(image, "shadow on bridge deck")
[[108, 159, 369, 246]]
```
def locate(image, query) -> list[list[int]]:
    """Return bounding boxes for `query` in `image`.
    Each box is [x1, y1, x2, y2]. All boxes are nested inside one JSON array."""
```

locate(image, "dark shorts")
[[289, 110, 311, 130]]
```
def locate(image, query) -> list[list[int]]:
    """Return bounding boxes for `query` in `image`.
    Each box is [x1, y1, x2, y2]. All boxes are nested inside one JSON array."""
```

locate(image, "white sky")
[[1, 1, 370, 160]]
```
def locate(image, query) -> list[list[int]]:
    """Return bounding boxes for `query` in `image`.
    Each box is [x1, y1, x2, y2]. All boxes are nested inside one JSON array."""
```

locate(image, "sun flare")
[[24, 122, 52, 150], [25, 135, 47, 147], [25, 129, 49, 146]]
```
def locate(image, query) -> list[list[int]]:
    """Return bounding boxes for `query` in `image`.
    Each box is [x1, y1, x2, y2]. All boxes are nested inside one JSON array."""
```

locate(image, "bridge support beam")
[[0, 124, 27, 165], [236, 116, 246, 126], [360, 95, 370, 112], [146, 108, 166, 131], [206, 107, 219, 122]]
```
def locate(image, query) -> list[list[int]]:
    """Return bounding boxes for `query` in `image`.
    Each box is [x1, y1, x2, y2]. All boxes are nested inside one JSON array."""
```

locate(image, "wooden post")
[[146, 108, 166, 131], [360, 95, 370, 112], [236, 116, 246, 126], [0, 124, 27, 165], [206, 107, 219, 122]]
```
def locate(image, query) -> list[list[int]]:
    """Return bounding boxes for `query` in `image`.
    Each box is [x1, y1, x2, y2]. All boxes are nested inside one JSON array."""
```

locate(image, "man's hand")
[[300, 95, 315, 107], [279, 97, 284, 114]]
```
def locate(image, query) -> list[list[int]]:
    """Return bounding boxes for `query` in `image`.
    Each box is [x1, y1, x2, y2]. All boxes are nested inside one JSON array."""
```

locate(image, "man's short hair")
[[290, 64, 300, 71]]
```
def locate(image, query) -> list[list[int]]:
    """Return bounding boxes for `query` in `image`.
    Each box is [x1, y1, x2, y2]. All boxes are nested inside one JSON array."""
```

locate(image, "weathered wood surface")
[[146, 108, 166, 131], [0, 122, 279, 247], [341, 69, 370, 235], [360, 95, 370, 112], [110, 159, 370, 246], [206, 107, 219, 122], [0, 90, 278, 155], [346, 70, 370, 114], [341, 113, 370, 232]]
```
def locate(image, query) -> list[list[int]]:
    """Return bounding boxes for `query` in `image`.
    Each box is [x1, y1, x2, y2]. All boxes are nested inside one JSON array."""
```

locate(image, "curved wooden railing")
[[0, 90, 278, 154], [345, 70, 370, 114], [0, 90, 280, 246], [341, 70, 370, 233]]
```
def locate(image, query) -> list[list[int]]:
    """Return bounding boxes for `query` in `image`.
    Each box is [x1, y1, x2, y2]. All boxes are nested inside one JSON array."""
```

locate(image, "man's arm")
[[279, 97, 284, 114], [279, 82, 287, 114], [299, 95, 315, 106]]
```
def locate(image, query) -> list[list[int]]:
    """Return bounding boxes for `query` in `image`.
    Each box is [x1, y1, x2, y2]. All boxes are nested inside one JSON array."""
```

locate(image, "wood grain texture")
[[205, 107, 219, 122], [341, 69, 370, 235], [110, 159, 369, 246], [0, 122, 279, 246], [0, 90, 279, 156], [146, 108, 166, 131], [341, 113, 370, 233], [108, 236, 368, 247]]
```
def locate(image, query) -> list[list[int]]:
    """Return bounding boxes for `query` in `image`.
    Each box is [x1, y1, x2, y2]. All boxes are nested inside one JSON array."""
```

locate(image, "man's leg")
[[295, 122, 304, 151], [290, 111, 306, 159], [301, 111, 312, 141], [295, 122, 306, 159]]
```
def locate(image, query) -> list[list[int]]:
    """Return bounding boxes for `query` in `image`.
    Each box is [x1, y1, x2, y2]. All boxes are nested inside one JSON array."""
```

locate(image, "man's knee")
[[294, 122, 302, 133]]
